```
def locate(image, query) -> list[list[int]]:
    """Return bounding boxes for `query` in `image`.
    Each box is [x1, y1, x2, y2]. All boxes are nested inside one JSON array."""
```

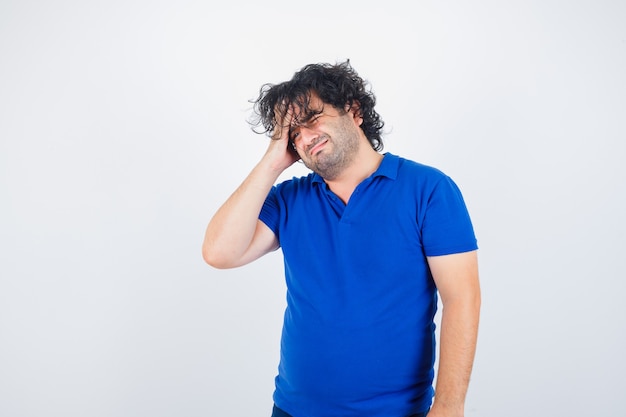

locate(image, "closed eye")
[[289, 113, 323, 142], [308, 115, 321, 125]]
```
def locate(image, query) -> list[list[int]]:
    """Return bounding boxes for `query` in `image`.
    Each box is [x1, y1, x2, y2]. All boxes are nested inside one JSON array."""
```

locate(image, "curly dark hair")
[[249, 60, 385, 151]]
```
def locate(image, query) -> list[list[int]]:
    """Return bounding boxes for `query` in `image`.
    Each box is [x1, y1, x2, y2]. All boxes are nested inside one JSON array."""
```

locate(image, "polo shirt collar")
[[311, 152, 399, 184]]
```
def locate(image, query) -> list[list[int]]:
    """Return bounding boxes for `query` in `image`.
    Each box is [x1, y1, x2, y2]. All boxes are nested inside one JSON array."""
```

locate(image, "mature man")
[[203, 61, 481, 417]]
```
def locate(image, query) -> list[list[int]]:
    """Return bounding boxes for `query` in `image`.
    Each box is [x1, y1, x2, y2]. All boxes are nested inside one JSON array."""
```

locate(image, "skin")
[[427, 251, 481, 417], [287, 93, 383, 203], [202, 92, 480, 417], [289, 100, 361, 182]]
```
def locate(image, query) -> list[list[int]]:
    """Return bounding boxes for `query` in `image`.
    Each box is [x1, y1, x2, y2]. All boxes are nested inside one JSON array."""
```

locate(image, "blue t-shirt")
[[259, 153, 477, 417]]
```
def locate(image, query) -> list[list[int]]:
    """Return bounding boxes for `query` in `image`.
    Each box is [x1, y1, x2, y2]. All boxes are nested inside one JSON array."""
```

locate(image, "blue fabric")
[[259, 153, 477, 417]]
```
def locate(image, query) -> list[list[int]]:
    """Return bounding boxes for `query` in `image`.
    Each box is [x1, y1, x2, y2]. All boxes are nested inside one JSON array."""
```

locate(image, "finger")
[[271, 106, 288, 141], [277, 100, 297, 138], [271, 125, 283, 141]]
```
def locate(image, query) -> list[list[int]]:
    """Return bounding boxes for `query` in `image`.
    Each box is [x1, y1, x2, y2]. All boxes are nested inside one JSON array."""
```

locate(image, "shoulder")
[[275, 172, 316, 190], [272, 172, 320, 201], [385, 153, 449, 186]]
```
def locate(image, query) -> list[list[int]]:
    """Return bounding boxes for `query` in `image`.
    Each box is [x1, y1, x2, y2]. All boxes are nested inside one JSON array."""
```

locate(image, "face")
[[288, 94, 363, 180]]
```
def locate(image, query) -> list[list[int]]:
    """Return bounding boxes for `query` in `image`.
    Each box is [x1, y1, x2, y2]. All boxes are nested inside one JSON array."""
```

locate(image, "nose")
[[295, 125, 318, 147]]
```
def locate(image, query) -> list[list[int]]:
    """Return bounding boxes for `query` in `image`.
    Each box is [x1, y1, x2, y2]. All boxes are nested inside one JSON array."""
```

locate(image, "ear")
[[345, 100, 363, 126]]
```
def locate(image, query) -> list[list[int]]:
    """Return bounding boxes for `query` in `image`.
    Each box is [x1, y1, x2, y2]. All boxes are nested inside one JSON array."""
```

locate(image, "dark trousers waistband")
[[272, 404, 428, 417]]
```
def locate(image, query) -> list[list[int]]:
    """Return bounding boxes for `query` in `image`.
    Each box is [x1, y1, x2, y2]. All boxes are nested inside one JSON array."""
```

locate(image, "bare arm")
[[427, 250, 481, 417], [202, 123, 298, 269]]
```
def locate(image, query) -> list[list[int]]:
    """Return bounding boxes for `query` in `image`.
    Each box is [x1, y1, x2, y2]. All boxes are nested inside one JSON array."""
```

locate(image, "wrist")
[[255, 154, 288, 184], [428, 400, 464, 417]]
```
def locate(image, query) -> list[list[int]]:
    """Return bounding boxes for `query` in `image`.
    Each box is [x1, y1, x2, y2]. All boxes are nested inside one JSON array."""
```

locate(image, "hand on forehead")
[[275, 93, 323, 130]]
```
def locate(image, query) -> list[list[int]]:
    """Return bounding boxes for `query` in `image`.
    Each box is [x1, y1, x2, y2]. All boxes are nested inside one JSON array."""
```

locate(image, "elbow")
[[202, 244, 234, 269]]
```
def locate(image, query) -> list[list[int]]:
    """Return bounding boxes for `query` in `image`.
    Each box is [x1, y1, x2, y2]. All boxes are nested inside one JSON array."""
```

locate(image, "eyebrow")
[[288, 108, 324, 140], [290, 104, 324, 127]]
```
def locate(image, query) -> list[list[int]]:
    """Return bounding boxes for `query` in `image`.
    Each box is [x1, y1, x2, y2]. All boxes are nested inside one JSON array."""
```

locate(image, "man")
[[202, 61, 480, 417]]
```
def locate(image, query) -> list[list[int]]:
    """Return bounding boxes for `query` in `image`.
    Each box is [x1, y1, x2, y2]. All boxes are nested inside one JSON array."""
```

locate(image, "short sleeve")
[[259, 186, 280, 238], [421, 176, 478, 257]]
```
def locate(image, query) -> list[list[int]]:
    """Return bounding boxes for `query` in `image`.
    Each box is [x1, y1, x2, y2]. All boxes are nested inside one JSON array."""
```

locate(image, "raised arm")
[[427, 250, 481, 417], [202, 122, 298, 269]]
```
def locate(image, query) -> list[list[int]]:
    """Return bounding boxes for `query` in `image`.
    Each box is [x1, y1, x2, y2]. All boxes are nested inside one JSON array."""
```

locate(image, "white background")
[[1, 1, 625, 416]]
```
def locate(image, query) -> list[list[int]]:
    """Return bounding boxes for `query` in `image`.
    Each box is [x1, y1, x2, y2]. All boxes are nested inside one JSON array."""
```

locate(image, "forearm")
[[202, 158, 282, 268], [430, 295, 481, 417]]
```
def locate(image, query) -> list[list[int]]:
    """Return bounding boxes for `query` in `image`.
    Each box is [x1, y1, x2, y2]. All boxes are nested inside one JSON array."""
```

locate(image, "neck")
[[324, 141, 383, 204]]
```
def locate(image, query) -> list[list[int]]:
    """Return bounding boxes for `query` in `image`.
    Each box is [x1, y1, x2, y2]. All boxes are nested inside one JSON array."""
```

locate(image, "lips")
[[308, 137, 329, 156]]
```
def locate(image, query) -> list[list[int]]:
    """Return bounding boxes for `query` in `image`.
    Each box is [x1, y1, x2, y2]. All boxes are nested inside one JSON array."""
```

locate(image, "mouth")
[[308, 137, 329, 156]]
